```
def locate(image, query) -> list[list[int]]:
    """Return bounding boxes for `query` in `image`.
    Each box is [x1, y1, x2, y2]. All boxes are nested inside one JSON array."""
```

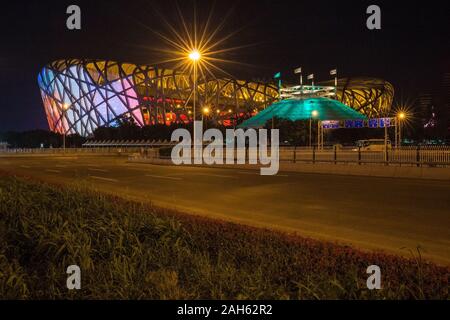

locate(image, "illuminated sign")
[[368, 119, 378, 128], [322, 120, 340, 129], [379, 118, 391, 128]]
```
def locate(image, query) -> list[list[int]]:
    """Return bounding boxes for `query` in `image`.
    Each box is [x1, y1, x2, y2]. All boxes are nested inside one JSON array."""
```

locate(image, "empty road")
[[1, 154, 449, 265]]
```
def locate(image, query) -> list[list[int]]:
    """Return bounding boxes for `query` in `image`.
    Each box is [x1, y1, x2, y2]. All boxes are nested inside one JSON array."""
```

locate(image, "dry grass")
[[0, 175, 448, 299]]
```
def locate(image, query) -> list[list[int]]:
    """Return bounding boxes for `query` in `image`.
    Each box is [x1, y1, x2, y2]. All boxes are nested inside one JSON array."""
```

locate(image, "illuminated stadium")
[[37, 59, 278, 136], [38, 59, 394, 136], [319, 77, 394, 118]]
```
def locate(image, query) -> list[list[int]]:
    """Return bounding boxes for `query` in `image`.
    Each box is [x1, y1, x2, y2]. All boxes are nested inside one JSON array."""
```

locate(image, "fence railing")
[[83, 139, 176, 147], [133, 145, 450, 167], [0, 147, 143, 154], [278, 146, 450, 166], [2, 143, 449, 167]]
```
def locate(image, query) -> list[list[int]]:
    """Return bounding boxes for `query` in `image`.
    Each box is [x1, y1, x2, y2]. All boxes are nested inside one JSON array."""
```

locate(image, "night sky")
[[0, 0, 448, 131]]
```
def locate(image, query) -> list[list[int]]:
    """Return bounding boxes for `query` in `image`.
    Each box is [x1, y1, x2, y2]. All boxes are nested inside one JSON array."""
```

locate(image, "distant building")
[[437, 72, 450, 135], [418, 92, 435, 128], [418, 69, 450, 138], [0, 142, 8, 150]]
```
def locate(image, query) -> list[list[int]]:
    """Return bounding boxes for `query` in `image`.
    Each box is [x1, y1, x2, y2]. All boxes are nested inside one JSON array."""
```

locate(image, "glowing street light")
[[397, 111, 407, 147], [188, 49, 203, 155], [201, 106, 210, 125], [148, 5, 247, 129], [189, 50, 201, 61], [188, 50, 202, 117]]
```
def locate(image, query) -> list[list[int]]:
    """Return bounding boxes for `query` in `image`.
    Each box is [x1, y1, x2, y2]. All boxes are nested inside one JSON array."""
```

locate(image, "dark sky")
[[0, 0, 448, 131]]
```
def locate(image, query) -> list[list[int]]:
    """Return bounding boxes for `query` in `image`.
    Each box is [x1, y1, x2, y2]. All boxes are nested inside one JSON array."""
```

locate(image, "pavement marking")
[[55, 164, 67, 168], [88, 168, 109, 173], [125, 167, 154, 172], [238, 171, 258, 175], [145, 174, 183, 181], [45, 169, 61, 173], [194, 173, 238, 179], [89, 176, 119, 183], [237, 170, 288, 177], [20, 165, 31, 168]]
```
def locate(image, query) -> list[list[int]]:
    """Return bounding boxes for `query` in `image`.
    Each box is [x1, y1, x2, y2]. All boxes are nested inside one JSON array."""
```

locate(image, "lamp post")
[[317, 120, 321, 150], [397, 112, 406, 148], [189, 51, 201, 112], [384, 115, 389, 162], [273, 72, 282, 129], [189, 50, 201, 153], [310, 110, 318, 148], [202, 107, 210, 129], [62, 103, 70, 151]]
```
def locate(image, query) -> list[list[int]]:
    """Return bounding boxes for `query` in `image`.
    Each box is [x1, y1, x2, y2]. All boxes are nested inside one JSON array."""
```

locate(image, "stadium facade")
[[319, 77, 394, 118], [38, 59, 394, 136]]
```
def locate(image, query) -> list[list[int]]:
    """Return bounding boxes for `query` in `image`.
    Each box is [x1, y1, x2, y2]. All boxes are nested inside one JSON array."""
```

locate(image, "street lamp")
[[189, 49, 201, 150], [62, 103, 70, 150], [310, 110, 318, 147], [202, 106, 210, 129], [189, 50, 201, 62], [189, 50, 201, 119], [397, 112, 407, 147]]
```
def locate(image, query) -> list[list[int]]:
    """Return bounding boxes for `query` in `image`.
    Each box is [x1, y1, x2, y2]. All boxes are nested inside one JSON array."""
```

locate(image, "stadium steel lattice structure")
[[38, 59, 394, 136], [320, 77, 394, 118], [38, 59, 279, 136]]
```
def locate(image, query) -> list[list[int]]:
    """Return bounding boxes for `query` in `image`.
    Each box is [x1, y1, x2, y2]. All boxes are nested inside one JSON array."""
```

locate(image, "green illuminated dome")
[[239, 97, 367, 128]]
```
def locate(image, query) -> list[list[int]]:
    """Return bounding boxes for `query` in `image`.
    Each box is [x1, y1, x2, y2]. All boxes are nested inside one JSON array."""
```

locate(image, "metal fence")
[[83, 139, 176, 148], [279, 146, 450, 167], [2, 143, 449, 167], [0, 140, 176, 155], [139, 145, 450, 167], [0, 147, 143, 154]]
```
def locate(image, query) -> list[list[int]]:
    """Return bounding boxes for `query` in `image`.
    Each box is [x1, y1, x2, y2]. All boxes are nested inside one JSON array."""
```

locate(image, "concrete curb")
[[129, 157, 450, 180]]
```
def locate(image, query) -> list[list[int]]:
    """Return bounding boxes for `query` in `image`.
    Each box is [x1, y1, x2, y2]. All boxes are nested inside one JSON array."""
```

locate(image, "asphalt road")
[[1, 155, 449, 265]]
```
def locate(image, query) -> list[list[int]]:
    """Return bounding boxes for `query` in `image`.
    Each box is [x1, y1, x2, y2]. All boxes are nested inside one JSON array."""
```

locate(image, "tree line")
[[1, 116, 447, 148]]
